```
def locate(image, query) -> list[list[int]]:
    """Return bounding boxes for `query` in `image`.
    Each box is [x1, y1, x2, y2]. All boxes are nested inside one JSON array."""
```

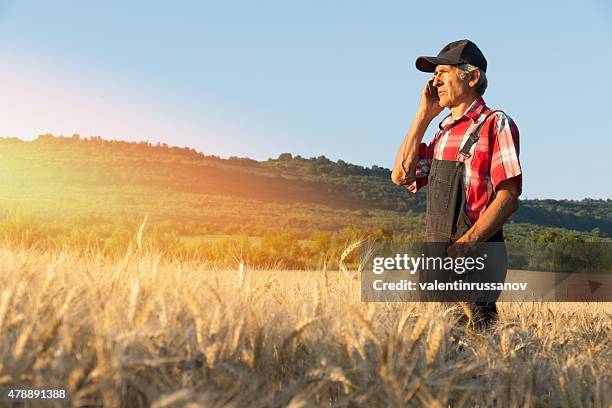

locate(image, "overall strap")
[[458, 109, 505, 159]]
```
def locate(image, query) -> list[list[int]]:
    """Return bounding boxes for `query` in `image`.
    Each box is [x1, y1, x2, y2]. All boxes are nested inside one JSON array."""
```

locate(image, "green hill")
[[1, 134, 610, 242]]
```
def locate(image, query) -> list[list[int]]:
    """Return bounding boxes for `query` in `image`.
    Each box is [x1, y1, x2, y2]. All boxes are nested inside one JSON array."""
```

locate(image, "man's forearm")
[[391, 112, 433, 185], [461, 190, 519, 243]]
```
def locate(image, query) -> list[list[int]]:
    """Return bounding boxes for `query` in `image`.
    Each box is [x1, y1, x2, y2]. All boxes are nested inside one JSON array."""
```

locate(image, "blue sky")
[[0, 1, 610, 199]]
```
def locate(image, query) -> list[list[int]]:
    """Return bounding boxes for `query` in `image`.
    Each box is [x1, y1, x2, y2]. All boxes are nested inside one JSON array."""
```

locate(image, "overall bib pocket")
[[427, 175, 452, 216]]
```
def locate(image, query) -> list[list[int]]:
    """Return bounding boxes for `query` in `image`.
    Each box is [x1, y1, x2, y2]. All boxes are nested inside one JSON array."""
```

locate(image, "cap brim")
[[415, 56, 456, 72]]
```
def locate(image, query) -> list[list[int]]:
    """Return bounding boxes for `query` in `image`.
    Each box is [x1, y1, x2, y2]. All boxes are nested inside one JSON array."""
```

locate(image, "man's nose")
[[433, 78, 443, 87]]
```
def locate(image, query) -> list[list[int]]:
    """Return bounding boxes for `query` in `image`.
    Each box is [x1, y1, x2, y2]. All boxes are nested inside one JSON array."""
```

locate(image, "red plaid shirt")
[[407, 96, 522, 225]]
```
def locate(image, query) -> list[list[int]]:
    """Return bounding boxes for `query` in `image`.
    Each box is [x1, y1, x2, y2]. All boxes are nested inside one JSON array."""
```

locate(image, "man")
[[391, 39, 522, 328]]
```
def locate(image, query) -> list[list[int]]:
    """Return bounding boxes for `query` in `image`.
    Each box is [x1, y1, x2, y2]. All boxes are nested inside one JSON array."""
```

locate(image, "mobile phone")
[[427, 79, 439, 99]]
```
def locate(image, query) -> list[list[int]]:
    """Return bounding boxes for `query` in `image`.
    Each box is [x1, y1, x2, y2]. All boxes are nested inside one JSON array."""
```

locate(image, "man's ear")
[[468, 69, 480, 88]]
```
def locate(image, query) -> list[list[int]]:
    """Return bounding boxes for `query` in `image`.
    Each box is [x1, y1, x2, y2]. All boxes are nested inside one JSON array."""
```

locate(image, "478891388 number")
[[6, 388, 67, 400]]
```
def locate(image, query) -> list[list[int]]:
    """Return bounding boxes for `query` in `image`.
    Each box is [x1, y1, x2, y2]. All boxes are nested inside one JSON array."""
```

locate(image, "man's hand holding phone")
[[391, 76, 444, 187], [418, 78, 443, 121]]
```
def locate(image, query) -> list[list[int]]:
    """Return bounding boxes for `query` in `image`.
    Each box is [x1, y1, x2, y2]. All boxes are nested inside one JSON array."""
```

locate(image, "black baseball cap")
[[416, 39, 487, 73]]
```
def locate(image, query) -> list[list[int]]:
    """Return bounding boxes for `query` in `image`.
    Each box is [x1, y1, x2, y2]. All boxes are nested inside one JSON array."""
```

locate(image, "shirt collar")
[[439, 96, 487, 129]]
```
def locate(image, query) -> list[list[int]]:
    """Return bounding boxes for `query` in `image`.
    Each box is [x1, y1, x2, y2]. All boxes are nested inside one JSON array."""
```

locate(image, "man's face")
[[432, 65, 471, 108]]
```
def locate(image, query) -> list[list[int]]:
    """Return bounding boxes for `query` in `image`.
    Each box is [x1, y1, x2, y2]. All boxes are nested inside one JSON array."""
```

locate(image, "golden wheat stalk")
[[229, 316, 245, 356], [500, 330, 511, 359], [236, 259, 250, 292], [0, 289, 13, 334], [306, 281, 319, 319], [426, 325, 444, 365], [339, 239, 365, 280], [136, 214, 149, 253], [456, 302, 474, 330], [13, 323, 34, 360], [127, 281, 141, 325], [409, 314, 428, 344], [281, 318, 317, 350], [348, 305, 381, 346]]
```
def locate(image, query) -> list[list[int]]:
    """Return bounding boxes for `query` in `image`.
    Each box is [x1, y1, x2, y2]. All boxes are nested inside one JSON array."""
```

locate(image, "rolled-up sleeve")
[[490, 112, 522, 195], [404, 135, 437, 193]]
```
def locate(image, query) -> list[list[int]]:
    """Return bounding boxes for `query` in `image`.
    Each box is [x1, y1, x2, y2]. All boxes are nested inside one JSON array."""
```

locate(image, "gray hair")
[[456, 63, 488, 96]]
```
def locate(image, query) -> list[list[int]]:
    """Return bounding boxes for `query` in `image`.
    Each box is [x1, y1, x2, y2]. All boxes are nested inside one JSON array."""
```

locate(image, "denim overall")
[[420, 110, 508, 325]]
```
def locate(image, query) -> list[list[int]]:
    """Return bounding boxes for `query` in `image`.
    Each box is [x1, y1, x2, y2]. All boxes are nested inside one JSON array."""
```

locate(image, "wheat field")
[[0, 241, 609, 407]]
